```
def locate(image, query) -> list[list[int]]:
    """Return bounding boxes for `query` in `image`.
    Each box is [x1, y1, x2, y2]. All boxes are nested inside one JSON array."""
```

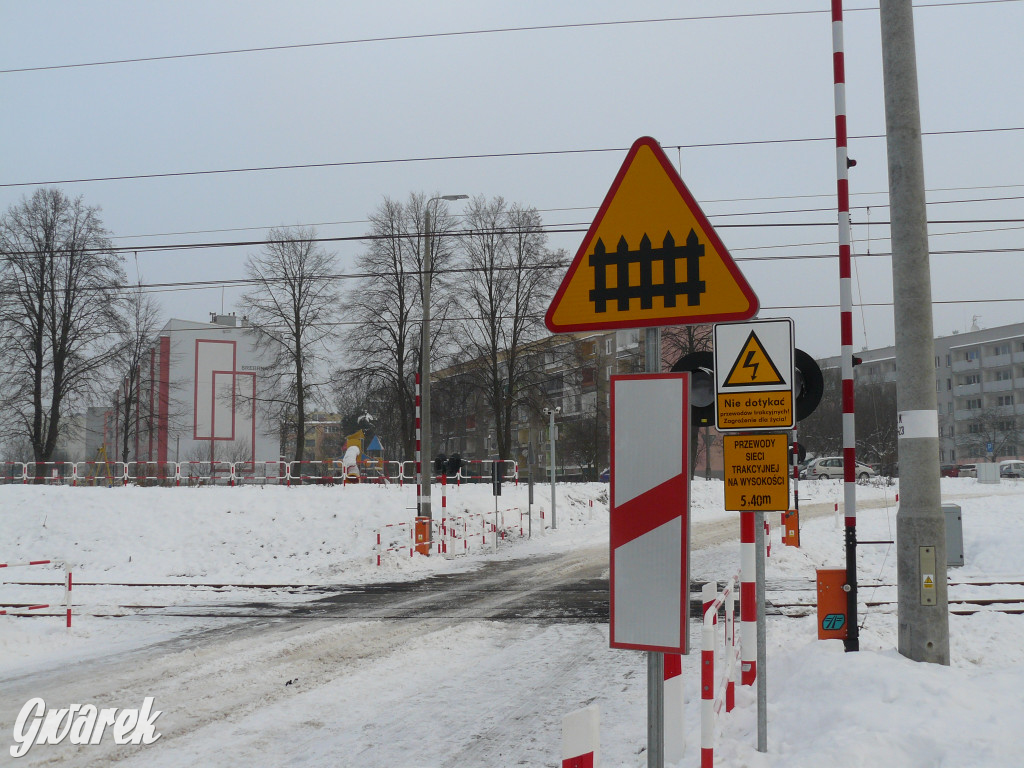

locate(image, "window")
[[1002, 445, 1018, 457], [969, 424, 982, 434], [965, 349, 979, 361], [605, 338, 614, 355], [967, 398, 982, 410], [946, 354, 951, 367], [935, 356, 940, 369], [994, 369, 1012, 381], [993, 343, 1011, 355], [950, 425, 955, 436], [947, 379, 952, 390], [605, 365, 612, 380], [962, 373, 980, 385], [997, 395, 1015, 406], [939, 426, 944, 437], [948, 403, 953, 414]]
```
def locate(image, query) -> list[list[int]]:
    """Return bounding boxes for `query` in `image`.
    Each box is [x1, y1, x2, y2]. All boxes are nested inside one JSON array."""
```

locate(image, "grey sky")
[[2, 1, 1022, 360]]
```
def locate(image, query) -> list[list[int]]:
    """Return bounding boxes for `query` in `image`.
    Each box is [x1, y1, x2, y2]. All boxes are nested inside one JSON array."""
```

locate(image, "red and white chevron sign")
[[610, 372, 691, 654]]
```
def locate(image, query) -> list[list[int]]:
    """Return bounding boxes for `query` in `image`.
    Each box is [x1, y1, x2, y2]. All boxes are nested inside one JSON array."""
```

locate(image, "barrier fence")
[[0, 459, 518, 488], [701, 573, 741, 768], [374, 506, 527, 566], [0, 559, 72, 627]]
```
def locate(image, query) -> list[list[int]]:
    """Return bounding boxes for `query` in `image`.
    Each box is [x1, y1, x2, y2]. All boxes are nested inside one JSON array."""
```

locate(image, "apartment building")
[[822, 320, 1024, 464]]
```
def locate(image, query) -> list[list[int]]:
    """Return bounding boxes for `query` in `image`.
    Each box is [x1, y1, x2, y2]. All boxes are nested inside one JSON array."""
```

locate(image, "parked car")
[[958, 464, 978, 478], [999, 460, 1024, 478], [802, 456, 877, 480], [599, 467, 610, 483], [940, 464, 960, 478]]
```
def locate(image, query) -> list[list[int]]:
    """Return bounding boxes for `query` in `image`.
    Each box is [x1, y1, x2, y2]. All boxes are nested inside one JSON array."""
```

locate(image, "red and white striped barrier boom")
[[832, 0, 859, 652]]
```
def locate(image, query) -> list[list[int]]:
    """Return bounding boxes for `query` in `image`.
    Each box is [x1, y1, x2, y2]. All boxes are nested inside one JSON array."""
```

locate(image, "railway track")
[[7, 577, 1024, 620]]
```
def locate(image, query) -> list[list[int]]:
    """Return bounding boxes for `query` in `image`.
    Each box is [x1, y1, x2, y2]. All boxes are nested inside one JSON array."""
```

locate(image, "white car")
[[999, 460, 1024, 479], [802, 456, 877, 480]]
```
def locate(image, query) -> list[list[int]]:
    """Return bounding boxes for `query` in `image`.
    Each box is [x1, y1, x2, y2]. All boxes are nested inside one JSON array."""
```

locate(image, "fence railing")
[[0, 458, 520, 487]]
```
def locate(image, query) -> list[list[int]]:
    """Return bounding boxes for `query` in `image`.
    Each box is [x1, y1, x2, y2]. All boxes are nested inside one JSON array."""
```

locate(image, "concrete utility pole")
[[879, 0, 950, 664], [419, 194, 467, 535], [543, 407, 560, 529]]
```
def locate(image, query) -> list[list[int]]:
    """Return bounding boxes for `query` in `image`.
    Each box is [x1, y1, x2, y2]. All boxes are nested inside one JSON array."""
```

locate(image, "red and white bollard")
[[664, 653, 685, 764], [740, 511, 756, 686], [560, 704, 600, 768]]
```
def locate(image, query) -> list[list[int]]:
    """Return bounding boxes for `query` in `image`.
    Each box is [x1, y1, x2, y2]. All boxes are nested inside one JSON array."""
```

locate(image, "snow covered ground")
[[1, 476, 1023, 766]]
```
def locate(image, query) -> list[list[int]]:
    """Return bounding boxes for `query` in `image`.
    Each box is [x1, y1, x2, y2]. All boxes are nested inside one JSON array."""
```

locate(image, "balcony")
[[952, 359, 980, 373], [984, 353, 1013, 368], [985, 379, 1014, 393], [954, 383, 981, 397]]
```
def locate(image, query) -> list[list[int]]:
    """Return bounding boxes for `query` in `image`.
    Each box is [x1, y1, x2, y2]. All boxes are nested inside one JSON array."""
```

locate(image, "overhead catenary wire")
[[104, 182, 1024, 242], [1, 0, 1016, 75], [3, 126, 1023, 189]]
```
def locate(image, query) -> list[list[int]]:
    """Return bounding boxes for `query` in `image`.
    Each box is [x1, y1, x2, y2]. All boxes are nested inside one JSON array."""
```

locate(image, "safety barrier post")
[[560, 704, 600, 768], [700, 575, 740, 768], [664, 653, 685, 763], [740, 511, 756, 685]]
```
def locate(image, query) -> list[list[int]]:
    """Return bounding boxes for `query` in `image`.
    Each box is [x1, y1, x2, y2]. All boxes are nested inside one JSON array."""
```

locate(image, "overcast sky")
[[2, 0, 1022, 360]]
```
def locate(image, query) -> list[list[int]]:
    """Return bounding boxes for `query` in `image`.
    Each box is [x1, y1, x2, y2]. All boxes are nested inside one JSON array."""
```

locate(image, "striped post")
[[792, 428, 800, 514], [700, 582, 717, 768], [65, 565, 72, 628], [561, 704, 600, 768], [415, 374, 422, 515], [832, 0, 859, 652], [664, 651, 685, 763], [740, 511, 756, 685]]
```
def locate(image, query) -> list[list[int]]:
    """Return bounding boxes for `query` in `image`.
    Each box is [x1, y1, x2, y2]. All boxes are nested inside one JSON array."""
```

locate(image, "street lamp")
[[542, 406, 561, 529], [420, 194, 468, 535]]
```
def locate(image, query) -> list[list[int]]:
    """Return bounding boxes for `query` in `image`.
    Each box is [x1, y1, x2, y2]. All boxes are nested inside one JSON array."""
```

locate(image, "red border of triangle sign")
[[545, 136, 759, 333]]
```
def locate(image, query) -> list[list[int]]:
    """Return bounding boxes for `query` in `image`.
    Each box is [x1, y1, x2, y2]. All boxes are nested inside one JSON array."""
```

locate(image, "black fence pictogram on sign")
[[588, 229, 706, 313]]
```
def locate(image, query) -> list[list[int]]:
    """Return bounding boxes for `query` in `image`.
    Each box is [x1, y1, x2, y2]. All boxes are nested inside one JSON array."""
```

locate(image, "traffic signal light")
[[670, 347, 824, 425]]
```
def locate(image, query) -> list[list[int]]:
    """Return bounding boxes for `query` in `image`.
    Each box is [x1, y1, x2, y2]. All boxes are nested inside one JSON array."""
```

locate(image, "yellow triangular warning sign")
[[722, 331, 786, 387], [924, 576, 934, 588], [545, 136, 758, 333]]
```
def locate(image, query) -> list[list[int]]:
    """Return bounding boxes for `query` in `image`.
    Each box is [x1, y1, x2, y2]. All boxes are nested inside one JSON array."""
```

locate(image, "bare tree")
[[455, 197, 561, 462], [340, 194, 460, 460], [239, 226, 339, 463], [111, 290, 163, 463], [0, 188, 126, 463], [953, 408, 1022, 463]]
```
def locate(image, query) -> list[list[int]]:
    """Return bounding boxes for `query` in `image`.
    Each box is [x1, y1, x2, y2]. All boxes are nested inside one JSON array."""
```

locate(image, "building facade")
[[95, 314, 281, 466], [822, 320, 1024, 464]]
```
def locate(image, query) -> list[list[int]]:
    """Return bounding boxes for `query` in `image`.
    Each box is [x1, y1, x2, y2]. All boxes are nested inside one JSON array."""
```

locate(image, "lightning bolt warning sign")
[[714, 319, 795, 432], [722, 331, 786, 387]]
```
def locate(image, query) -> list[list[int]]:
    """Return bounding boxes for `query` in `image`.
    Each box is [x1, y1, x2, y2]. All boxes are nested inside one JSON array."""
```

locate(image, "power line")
[[4, 242, 1024, 304], [2, 1, 1015, 75], [4, 127, 1023, 189], [101, 182, 1024, 243], [5, 217, 1024, 266]]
